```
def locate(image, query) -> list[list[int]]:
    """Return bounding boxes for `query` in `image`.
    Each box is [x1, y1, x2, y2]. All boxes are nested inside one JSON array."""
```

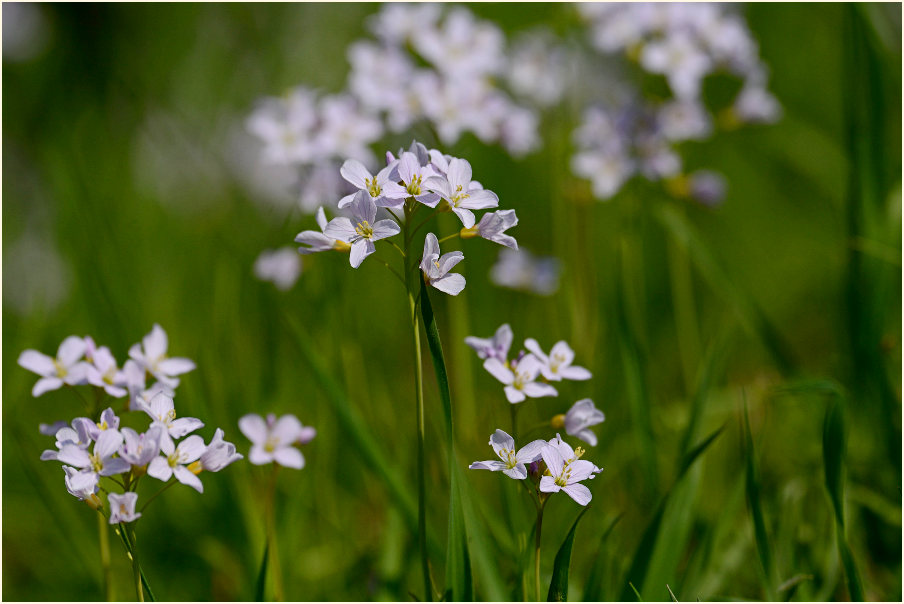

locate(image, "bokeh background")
[[3, 3, 901, 601]]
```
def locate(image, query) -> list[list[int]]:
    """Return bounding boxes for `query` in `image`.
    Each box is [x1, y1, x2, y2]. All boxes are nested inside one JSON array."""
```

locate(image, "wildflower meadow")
[[3, 3, 901, 602]]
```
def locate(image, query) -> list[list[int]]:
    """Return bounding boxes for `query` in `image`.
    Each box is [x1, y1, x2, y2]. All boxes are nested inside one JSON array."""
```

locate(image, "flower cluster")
[[22, 328, 243, 523], [571, 3, 781, 203], [466, 324, 605, 446], [294, 141, 519, 296], [470, 429, 602, 506], [239, 413, 316, 469]]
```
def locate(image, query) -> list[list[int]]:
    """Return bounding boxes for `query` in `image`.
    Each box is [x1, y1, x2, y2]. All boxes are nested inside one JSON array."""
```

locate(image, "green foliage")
[[547, 507, 589, 602]]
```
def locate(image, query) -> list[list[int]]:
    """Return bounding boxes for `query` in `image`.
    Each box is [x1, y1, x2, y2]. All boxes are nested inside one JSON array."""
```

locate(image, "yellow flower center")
[[355, 220, 374, 239], [53, 359, 68, 379], [406, 175, 423, 195], [366, 178, 381, 199]]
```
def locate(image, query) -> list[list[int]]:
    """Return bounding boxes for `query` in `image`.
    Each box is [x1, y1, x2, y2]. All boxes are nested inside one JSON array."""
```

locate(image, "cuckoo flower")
[[483, 353, 558, 404], [18, 336, 90, 397], [239, 413, 313, 469], [338, 158, 407, 209], [553, 399, 606, 447], [63, 466, 100, 502], [119, 426, 164, 467], [460, 209, 518, 249], [524, 339, 592, 382], [397, 151, 441, 207], [426, 157, 498, 228], [108, 492, 142, 524], [464, 323, 513, 362], [323, 191, 401, 268], [198, 428, 243, 472], [141, 392, 204, 449], [85, 346, 128, 398], [295, 207, 350, 255], [147, 434, 207, 493], [469, 429, 546, 480], [56, 430, 131, 480], [539, 435, 601, 506], [420, 232, 466, 296], [128, 324, 196, 389]]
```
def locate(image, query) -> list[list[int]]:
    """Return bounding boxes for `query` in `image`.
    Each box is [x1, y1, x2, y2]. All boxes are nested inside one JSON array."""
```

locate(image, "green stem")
[[266, 464, 284, 602], [139, 478, 177, 513], [437, 232, 460, 245], [535, 497, 547, 602], [409, 288, 431, 601], [126, 524, 144, 602], [666, 205, 701, 394], [98, 512, 114, 601]]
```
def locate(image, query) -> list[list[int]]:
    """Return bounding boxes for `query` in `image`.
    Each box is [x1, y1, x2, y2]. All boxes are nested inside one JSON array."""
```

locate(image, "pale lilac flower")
[[246, 86, 319, 166], [523, 339, 592, 382], [254, 247, 302, 291], [239, 413, 312, 469], [147, 434, 207, 493], [555, 399, 606, 447], [85, 346, 128, 398], [426, 158, 498, 228], [464, 324, 513, 362], [338, 158, 406, 209], [322, 191, 401, 268], [658, 99, 712, 142], [128, 324, 196, 389], [295, 207, 349, 255], [56, 430, 131, 480], [687, 170, 726, 207], [119, 427, 163, 467], [39, 420, 68, 437], [461, 209, 518, 249], [142, 392, 204, 449], [571, 149, 634, 200], [489, 248, 561, 296], [413, 6, 505, 79], [108, 492, 142, 524], [396, 151, 441, 207], [539, 436, 601, 506], [640, 31, 713, 100], [469, 429, 547, 479], [420, 233, 466, 296], [199, 428, 243, 472], [41, 419, 93, 461], [63, 467, 99, 501], [18, 336, 90, 397], [315, 93, 383, 163], [127, 378, 173, 414], [506, 31, 569, 108], [369, 3, 442, 45], [84, 407, 121, 441], [483, 354, 558, 404], [734, 83, 781, 124]]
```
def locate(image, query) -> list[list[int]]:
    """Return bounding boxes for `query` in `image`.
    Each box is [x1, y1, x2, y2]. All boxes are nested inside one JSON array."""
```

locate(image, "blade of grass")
[[618, 426, 724, 601], [742, 397, 777, 601], [255, 540, 269, 602], [281, 313, 442, 560], [547, 507, 590, 602], [420, 281, 473, 602], [582, 513, 623, 601]]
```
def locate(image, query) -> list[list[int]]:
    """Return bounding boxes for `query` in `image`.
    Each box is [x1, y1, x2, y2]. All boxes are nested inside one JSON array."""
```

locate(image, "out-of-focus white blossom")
[[254, 247, 303, 291], [490, 248, 561, 296]]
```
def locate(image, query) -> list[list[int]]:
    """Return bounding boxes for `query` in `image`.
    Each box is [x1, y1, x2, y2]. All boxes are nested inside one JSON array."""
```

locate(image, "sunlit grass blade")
[[255, 540, 269, 602], [582, 513, 623, 601], [618, 426, 724, 601], [282, 313, 441, 559], [547, 507, 589, 602], [654, 204, 795, 376], [115, 524, 156, 602], [822, 396, 864, 601], [629, 581, 643, 601], [742, 397, 777, 601], [420, 281, 473, 602]]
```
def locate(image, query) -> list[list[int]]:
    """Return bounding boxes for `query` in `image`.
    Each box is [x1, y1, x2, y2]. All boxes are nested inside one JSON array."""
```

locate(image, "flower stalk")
[[97, 511, 114, 601]]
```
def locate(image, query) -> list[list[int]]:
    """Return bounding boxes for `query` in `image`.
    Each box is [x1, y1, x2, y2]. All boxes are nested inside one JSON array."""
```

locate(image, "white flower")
[[128, 324, 196, 389], [464, 323, 513, 362], [141, 392, 204, 450], [119, 426, 164, 467], [489, 248, 561, 296], [147, 434, 207, 493], [539, 435, 601, 506], [41, 419, 93, 461], [338, 158, 407, 209], [85, 346, 129, 398], [246, 86, 319, 166], [315, 93, 383, 163], [469, 429, 547, 479], [461, 209, 518, 249], [63, 467, 99, 501], [396, 151, 441, 207], [254, 247, 302, 291], [199, 428, 243, 472], [322, 190, 401, 268], [56, 430, 131, 481], [108, 492, 142, 524], [18, 336, 90, 397], [84, 407, 121, 442], [482, 354, 558, 404], [554, 399, 606, 447], [239, 413, 314, 469], [523, 339, 592, 382], [425, 158, 498, 228], [419, 233, 466, 296]]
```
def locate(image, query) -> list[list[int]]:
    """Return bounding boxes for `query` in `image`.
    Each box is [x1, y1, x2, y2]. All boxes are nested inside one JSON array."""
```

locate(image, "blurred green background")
[[3, 3, 901, 601]]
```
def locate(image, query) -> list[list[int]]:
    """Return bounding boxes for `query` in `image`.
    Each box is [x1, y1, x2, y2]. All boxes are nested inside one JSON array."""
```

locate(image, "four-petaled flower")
[[128, 324, 196, 389], [56, 430, 131, 481], [483, 353, 558, 403], [296, 207, 350, 255], [539, 435, 602, 506], [141, 392, 204, 450], [461, 209, 518, 249], [239, 413, 314, 469], [199, 428, 244, 472], [108, 492, 142, 524], [524, 339, 592, 381], [554, 399, 605, 447], [426, 158, 498, 228], [464, 323, 512, 362], [148, 434, 207, 493], [420, 233, 466, 295], [469, 429, 546, 479], [338, 158, 407, 209], [323, 191, 401, 268], [18, 336, 90, 397], [397, 151, 441, 207]]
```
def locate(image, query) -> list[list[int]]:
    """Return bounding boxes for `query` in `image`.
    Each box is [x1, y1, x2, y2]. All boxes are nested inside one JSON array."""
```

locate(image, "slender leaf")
[[667, 584, 678, 602], [420, 281, 473, 601], [618, 426, 724, 601], [115, 524, 156, 602], [282, 313, 442, 559], [547, 507, 590, 602], [582, 514, 623, 601], [742, 398, 777, 601], [629, 582, 644, 601], [255, 541, 269, 602]]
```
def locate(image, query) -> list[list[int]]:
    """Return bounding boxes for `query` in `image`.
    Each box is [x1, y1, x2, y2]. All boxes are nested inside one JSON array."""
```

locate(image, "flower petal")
[[431, 273, 466, 296], [173, 465, 204, 493], [483, 358, 514, 384], [370, 219, 401, 241], [176, 435, 207, 463], [157, 358, 196, 376], [18, 350, 56, 376], [239, 414, 268, 445], [452, 207, 475, 229], [248, 445, 274, 465], [516, 439, 548, 464], [489, 429, 515, 457], [57, 336, 88, 367], [523, 338, 547, 362], [468, 460, 507, 472], [562, 483, 592, 506], [521, 382, 558, 399], [147, 457, 172, 482], [271, 415, 302, 446], [143, 325, 168, 361], [504, 386, 526, 404], [339, 158, 371, 189], [32, 377, 63, 397], [560, 366, 592, 380], [323, 217, 357, 242], [502, 464, 528, 480], [539, 475, 560, 493], [447, 158, 472, 190], [541, 444, 565, 477], [169, 417, 204, 439], [349, 239, 374, 268], [273, 445, 304, 469]]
